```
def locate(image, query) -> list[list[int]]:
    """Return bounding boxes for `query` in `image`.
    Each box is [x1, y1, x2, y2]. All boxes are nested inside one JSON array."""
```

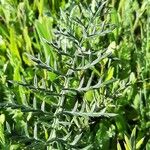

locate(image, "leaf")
[[64, 109, 117, 118], [130, 126, 136, 149], [77, 52, 111, 70], [0, 124, 5, 145], [129, 72, 136, 84], [79, 144, 93, 150], [13, 64, 21, 81], [9, 27, 21, 61], [124, 135, 131, 150], [136, 137, 145, 149], [62, 132, 72, 141], [70, 133, 82, 146], [80, 101, 86, 113], [34, 74, 38, 88], [0, 114, 5, 124], [105, 67, 114, 81], [38, 0, 44, 16], [35, 17, 54, 60], [34, 122, 38, 140], [117, 142, 122, 150], [22, 52, 34, 66], [84, 90, 94, 102], [24, 123, 30, 138], [25, 53, 63, 75], [48, 72, 57, 82], [91, 0, 96, 13], [86, 72, 94, 88], [78, 77, 85, 89], [72, 101, 78, 112], [6, 121, 11, 133], [23, 26, 32, 53]]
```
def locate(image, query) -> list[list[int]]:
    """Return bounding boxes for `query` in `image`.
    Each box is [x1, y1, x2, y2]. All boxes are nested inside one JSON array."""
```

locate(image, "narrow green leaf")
[[0, 124, 5, 145], [136, 137, 145, 149], [34, 122, 38, 140], [124, 135, 131, 150], [70, 133, 82, 146], [0, 114, 5, 124], [77, 52, 111, 70], [23, 26, 33, 53], [130, 127, 136, 149], [117, 142, 122, 150], [9, 27, 21, 61], [105, 67, 114, 81]]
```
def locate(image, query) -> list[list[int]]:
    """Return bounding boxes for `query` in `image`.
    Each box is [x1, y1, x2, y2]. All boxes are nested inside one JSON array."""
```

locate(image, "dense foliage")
[[0, 0, 150, 149]]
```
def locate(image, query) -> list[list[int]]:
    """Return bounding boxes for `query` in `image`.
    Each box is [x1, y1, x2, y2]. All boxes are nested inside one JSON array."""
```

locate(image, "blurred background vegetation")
[[0, 0, 150, 149]]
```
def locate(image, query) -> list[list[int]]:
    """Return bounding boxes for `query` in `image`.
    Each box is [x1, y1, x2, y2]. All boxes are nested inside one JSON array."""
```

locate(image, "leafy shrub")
[[1, 0, 120, 149], [0, 0, 150, 149]]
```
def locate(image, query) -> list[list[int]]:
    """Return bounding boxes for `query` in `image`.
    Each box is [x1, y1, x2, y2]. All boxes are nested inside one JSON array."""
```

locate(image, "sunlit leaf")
[[136, 137, 145, 149]]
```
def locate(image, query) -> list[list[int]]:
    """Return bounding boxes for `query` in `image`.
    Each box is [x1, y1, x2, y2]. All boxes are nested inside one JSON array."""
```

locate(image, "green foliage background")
[[0, 0, 150, 149]]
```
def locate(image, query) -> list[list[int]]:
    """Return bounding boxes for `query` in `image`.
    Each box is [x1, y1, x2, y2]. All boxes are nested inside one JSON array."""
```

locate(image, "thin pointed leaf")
[[78, 77, 85, 89], [136, 137, 145, 149], [72, 101, 78, 112], [124, 135, 131, 150], [86, 72, 94, 89], [80, 101, 86, 113], [76, 52, 111, 70], [62, 132, 72, 141], [34, 122, 38, 140], [70, 133, 82, 146], [130, 126, 136, 149]]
